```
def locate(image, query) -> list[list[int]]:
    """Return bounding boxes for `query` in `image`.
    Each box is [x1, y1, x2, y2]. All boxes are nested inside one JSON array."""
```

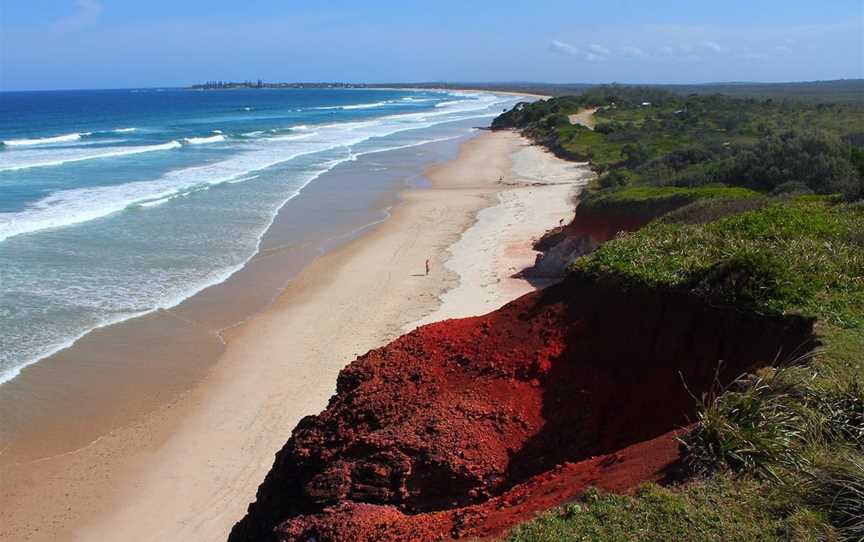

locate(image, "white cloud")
[[701, 40, 727, 53], [549, 40, 581, 56], [621, 46, 647, 58], [53, 0, 103, 31], [589, 44, 611, 56], [549, 40, 608, 62]]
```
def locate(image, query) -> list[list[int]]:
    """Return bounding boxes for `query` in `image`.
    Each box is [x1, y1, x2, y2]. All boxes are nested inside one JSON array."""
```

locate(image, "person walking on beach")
[[425, 259, 431, 276]]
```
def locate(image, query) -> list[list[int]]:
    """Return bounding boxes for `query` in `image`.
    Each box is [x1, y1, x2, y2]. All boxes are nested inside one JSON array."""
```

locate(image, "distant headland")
[[187, 79, 864, 102]]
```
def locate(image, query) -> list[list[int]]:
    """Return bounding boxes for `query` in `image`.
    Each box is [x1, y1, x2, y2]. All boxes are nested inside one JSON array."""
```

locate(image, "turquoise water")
[[0, 88, 520, 384]]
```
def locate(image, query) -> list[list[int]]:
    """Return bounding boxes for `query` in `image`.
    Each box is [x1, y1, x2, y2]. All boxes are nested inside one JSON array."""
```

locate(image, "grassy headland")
[[495, 87, 864, 541]]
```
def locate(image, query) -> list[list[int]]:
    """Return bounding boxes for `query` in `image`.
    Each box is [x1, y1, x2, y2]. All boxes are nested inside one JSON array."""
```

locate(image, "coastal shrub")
[[716, 131, 862, 200], [496, 90, 864, 202], [598, 170, 630, 189], [770, 180, 815, 197], [622, 143, 654, 167], [851, 146, 864, 181]]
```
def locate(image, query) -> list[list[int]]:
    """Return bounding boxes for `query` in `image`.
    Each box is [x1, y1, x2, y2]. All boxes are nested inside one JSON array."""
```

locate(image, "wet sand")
[[0, 130, 591, 541]]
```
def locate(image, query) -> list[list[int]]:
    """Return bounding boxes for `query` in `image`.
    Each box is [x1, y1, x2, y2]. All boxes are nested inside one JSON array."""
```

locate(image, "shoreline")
[[443, 88, 550, 99], [0, 123, 474, 465], [1, 129, 590, 541]]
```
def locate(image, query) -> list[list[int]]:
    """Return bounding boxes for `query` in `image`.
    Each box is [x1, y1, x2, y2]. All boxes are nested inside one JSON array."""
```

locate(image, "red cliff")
[[229, 277, 815, 541]]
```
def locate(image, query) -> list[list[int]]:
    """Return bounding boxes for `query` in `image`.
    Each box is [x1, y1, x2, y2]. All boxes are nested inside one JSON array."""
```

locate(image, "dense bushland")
[[493, 87, 864, 201]]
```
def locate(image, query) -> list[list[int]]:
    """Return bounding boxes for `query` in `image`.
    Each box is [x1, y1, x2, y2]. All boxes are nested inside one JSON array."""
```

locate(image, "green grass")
[[557, 126, 624, 167], [570, 198, 864, 326], [805, 455, 864, 541], [506, 479, 837, 542], [576, 186, 764, 226], [582, 185, 760, 208], [822, 327, 864, 379]]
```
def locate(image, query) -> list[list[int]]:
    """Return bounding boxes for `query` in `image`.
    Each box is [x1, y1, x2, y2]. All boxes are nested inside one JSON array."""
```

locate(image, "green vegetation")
[[388, 80, 864, 102], [493, 86, 864, 201], [495, 88, 864, 541], [507, 479, 838, 542], [571, 199, 864, 326], [680, 365, 864, 479], [579, 185, 760, 209], [806, 456, 864, 541], [507, 198, 864, 539]]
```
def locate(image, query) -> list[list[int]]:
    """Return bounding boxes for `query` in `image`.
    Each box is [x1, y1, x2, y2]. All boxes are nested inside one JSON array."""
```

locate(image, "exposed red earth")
[[527, 201, 683, 278], [230, 273, 815, 542]]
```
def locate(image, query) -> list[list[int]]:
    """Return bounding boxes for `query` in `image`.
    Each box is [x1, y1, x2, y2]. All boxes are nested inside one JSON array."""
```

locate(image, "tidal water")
[[0, 87, 520, 383]]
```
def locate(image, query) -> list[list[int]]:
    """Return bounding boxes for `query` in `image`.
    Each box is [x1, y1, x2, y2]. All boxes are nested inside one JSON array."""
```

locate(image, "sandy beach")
[[1, 130, 591, 542]]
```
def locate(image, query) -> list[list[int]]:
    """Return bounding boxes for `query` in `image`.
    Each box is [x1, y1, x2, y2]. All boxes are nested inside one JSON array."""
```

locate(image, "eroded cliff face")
[[229, 277, 815, 542], [527, 203, 675, 278]]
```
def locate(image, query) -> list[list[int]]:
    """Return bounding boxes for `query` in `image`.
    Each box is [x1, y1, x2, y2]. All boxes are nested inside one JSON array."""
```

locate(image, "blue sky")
[[1, 0, 862, 90]]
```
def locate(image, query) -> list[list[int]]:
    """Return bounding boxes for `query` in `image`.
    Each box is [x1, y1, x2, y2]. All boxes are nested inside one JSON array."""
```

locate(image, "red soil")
[[534, 203, 668, 256], [272, 428, 685, 541], [564, 207, 651, 247], [230, 277, 815, 542]]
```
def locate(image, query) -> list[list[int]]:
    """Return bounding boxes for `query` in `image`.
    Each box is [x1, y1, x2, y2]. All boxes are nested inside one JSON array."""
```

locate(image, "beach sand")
[[568, 107, 599, 129], [0, 130, 591, 542]]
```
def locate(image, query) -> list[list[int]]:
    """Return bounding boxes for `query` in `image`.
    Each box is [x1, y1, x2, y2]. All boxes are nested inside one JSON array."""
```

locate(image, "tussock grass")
[[677, 360, 864, 540], [679, 365, 820, 481], [805, 455, 864, 542]]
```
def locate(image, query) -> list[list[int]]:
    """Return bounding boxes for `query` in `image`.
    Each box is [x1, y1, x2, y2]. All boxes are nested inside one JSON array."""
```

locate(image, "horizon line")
[[2, 78, 863, 93]]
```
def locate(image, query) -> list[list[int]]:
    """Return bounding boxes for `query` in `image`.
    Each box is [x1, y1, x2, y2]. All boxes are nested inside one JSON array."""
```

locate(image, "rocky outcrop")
[[230, 276, 816, 542]]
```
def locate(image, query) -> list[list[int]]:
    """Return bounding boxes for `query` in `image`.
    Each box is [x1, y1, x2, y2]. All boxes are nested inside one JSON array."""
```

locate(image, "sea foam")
[[0, 141, 182, 172], [3, 133, 87, 146], [183, 134, 226, 145], [0, 93, 507, 242]]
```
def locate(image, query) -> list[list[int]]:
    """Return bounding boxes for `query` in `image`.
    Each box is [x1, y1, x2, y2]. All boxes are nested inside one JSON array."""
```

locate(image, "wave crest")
[[183, 135, 226, 145], [0, 141, 182, 172], [3, 133, 86, 146]]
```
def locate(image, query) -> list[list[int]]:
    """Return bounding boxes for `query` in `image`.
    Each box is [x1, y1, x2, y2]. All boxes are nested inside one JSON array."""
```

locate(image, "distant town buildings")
[[189, 80, 374, 90]]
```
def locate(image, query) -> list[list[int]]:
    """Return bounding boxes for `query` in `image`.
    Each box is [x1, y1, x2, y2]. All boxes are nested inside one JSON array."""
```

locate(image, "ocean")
[[0, 87, 520, 385]]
